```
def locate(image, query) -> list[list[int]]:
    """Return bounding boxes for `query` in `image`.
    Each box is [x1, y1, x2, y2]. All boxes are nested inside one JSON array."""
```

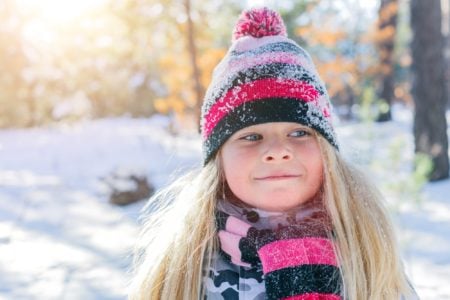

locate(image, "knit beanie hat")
[[200, 7, 338, 164]]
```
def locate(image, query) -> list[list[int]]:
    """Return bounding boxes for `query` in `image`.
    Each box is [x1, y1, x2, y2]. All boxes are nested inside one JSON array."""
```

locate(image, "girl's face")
[[220, 122, 323, 212]]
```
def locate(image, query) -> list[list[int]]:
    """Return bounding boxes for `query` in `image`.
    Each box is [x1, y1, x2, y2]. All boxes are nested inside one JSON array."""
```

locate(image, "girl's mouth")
[[255, 174, 301, 180]]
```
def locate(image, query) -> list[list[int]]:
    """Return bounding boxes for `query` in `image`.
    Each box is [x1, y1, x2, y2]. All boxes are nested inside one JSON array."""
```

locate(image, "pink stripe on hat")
[[257, 238, 337, 274], [226, 51, 316, 78], [203, 78, 319, 139], [232, 35, 293, 52]]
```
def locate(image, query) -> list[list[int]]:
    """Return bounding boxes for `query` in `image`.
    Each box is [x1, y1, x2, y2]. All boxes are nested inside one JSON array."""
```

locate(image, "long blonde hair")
[[317, 135, 415, 299], [129, 135, 415, 300], [128, 159, 221, 299]]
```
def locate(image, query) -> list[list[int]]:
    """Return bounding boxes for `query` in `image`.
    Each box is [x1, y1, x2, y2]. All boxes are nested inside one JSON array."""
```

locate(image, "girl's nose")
[[262, 140, 292, 162]]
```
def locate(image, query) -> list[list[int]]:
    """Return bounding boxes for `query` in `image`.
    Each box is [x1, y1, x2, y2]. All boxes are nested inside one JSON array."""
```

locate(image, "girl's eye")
[[289, 129, 310, 137], [240, 133, 262, 141]]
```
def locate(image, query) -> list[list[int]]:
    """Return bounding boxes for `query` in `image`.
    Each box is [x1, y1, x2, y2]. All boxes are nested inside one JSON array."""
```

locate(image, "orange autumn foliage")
[[154, 47, 226, 116], [295, 25, 366, 99], [296, 27, 347, 48], [316, 56, 358, 98]]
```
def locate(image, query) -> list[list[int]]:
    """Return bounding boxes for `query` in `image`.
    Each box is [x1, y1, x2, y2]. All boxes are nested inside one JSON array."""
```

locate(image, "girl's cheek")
[[236, 146, 257, 157]]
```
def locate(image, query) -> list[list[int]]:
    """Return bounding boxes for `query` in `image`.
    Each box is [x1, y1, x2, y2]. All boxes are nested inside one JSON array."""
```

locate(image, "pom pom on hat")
[[232, 7, 287, 41]]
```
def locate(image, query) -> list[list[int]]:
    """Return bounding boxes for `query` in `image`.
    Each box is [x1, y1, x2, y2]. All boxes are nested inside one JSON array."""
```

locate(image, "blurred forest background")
[[1, 0, 449, 179]]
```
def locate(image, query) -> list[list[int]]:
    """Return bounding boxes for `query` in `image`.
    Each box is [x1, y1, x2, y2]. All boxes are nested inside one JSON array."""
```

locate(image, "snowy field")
[[0, 107, 449, 300]]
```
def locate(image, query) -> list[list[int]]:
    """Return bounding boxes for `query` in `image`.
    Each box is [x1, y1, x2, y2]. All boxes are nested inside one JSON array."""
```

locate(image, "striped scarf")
[[204, 198, 342, 300]]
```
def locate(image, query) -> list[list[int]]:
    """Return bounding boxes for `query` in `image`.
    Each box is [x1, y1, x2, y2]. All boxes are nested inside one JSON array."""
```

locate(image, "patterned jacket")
[[204, 253, 265, 299]]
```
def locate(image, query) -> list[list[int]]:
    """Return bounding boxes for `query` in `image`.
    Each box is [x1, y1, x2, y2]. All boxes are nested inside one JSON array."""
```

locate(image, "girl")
[[129, 7, 418, 300]]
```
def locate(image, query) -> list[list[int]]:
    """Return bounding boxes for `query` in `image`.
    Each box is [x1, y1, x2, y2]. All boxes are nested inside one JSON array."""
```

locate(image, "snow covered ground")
[[0, 107, 449, 299]]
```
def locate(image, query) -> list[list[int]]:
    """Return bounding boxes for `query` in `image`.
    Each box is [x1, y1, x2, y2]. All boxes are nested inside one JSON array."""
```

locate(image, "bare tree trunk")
[[184, 0, 204, 128], [411, 0, 449, 181], [446, 0, 450, 107], [0, 0, 32, 126], [376, 0, 399, 122]]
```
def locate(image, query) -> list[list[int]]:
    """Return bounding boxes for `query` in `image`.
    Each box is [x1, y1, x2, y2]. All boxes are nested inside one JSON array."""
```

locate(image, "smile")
[[255, 174, 301, 181]]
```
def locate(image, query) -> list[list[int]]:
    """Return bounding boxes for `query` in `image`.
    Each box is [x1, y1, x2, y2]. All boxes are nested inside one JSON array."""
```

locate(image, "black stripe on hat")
[[264, 264, 342, 300], [203, 98, 337, 164]]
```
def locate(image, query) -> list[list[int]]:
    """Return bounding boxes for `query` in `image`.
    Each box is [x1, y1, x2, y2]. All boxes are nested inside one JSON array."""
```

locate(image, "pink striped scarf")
[[215, 198, 342, 300]]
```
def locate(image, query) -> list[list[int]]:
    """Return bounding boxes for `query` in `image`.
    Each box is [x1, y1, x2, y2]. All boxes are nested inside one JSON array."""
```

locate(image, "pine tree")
[[376, 0, 399, 122]]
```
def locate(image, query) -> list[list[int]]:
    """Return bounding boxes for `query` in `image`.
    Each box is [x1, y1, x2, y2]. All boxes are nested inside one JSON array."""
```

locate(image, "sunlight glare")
[[247, 0, 267, 7], [17, 0, 108, 25]]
